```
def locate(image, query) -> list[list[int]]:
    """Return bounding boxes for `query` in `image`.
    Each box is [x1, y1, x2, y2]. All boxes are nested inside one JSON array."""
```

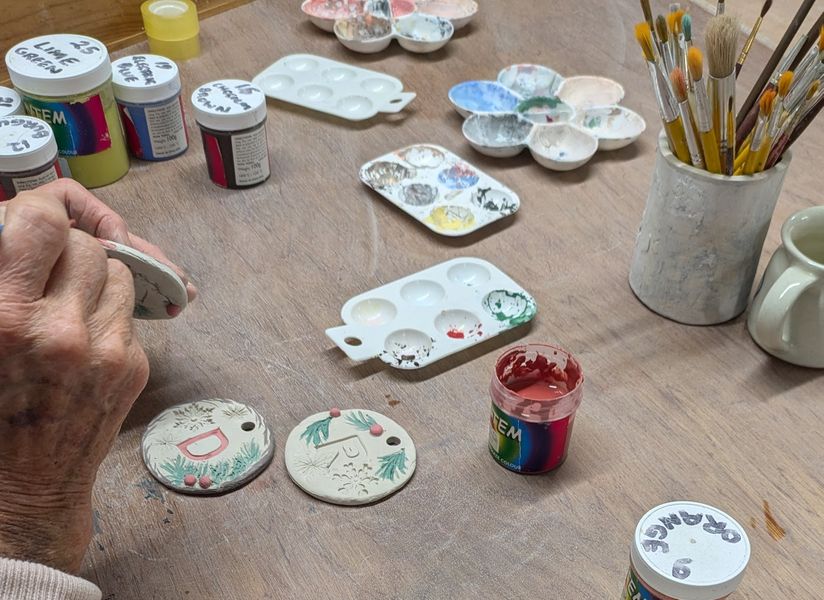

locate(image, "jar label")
[[119, 97, 187, 160], [623, 568, 666, 600], [488, 402, 572, 473], [0, 163, 60, 200], [230, 126, 269, 186], [23, 94, 111, 156]]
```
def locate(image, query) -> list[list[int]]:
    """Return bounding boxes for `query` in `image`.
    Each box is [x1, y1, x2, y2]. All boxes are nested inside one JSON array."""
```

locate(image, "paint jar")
[[623, 501, 751, 600], [141, 0, 201, 61], [191, 79, 270, 189], [5, 34, 130, 189], [0, 86, 23, 117], [0, 115, 62, 200], [629, 131, 791, 325], [488, 343, 583, 474], [112, 54, 188, 161]]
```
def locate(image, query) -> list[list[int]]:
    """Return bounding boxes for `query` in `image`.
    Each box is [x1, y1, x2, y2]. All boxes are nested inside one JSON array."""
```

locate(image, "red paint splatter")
[[496, 347, 583, 401], [447, 328, 465, 339]]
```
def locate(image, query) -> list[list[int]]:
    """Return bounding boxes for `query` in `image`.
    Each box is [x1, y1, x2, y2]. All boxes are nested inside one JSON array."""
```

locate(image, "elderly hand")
[[0, 187, 150, 573]]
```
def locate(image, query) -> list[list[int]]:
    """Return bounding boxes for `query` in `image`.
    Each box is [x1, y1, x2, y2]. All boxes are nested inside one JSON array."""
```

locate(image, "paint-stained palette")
[[326, 257, 536, 369], [360, 144, 519, 236], [285, 408, 416, 505]]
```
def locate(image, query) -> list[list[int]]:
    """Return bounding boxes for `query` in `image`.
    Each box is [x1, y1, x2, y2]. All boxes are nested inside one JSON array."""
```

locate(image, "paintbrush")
[[767, 81, 822, 167], [668, 10, 685, 72], [671, 67, 705, 168], [753, 71, 793, 171], [682, 14, 693, 80], [716, 0, 725, 16], [688, 47, 722, 173], [636, 22, 691, 163], [657, 15, 675, 75], [737, 0, 816, 128], [744, 90, 776, 174], [766, 80, 820, 167], [785, 28, 824, 105], [785, 50, 823, 115], [706, 15, 739, 174], [790, 16, 824, 70], [736, 0, 773, 78], [640, 0, 653, 29]]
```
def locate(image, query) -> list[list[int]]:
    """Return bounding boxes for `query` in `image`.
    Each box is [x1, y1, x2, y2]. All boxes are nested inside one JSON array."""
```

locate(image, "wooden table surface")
[[83, 1, 824, 598]]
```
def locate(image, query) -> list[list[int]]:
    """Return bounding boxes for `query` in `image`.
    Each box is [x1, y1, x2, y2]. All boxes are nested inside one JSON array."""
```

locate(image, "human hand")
[[0, 190, 150, 573]]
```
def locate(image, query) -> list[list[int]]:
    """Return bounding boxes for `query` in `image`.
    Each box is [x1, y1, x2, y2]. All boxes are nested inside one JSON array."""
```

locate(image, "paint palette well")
[[334, 12, 454, 54], [360, 144, 519, 236], [326, 257, 537, 369], [301, 0, 476, 32], [253, 54, 415, 121]]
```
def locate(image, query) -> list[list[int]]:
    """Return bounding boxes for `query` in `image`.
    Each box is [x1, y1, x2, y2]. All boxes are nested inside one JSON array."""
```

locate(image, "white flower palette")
[[326, 257, 537, 369], [285, 408, 416, 506], [252, 54, 415, 122], [98, 239, 188, 319], [142, 399, 275, 495], [360, 144, 520, 236]]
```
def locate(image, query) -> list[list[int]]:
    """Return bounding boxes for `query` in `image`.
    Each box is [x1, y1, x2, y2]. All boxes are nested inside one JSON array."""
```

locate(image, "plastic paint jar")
[[624, 501, 751, 600], [489, 343, 584, 474], [112, 54, 188, 161], [0, 115, 62, 200], [141, 0, 201, 61], [0, 86, 23, 117], [191, 79, 270, 189], [5, 34, 130, 189]]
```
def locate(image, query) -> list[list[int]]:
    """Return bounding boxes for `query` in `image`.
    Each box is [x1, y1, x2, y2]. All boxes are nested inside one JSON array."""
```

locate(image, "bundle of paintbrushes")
[[635, 0, 824, 176]]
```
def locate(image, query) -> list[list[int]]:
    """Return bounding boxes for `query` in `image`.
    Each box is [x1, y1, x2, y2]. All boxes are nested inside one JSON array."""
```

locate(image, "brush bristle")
[[778, 71, 794, 97], [656, 15, 669, 42], [819, 25, 824, 52], [670, 67, 688, 102], [759, 89, 777, 116], [682, 14, 692, 41], [705, 15, 739, 78], [761, 0, 772, 18], [635, 22, 655, 62], [687, 46, 704, 81], [640, 0, 653, 24], [667, 12, 678, 34]]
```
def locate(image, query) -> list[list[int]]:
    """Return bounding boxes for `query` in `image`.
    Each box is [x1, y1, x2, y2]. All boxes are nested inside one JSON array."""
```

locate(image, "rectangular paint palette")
[[252, 54, 415, 121], [326, 257, 537, 369], [359, 144, 520, 236]]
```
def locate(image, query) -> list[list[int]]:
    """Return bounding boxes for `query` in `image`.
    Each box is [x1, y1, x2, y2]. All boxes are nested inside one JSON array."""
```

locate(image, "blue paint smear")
[[449, 81, 520, 113]]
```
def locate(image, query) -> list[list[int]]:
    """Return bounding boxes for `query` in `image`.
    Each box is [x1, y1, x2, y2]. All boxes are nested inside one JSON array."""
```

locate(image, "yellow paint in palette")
[[425, 206, 475, 232]]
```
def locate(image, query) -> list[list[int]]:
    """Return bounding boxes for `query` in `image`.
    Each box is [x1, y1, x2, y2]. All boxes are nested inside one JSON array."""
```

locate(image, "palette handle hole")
[[386, 436, 401, 446], [344, 337, 363, 346]]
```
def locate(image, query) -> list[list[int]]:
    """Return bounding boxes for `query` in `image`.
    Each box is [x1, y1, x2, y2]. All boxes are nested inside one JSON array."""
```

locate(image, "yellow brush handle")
[[754, 138, 772, 172], [743, 145, 760, 174], [699, 129, 722, 173], [734, 139, 751, 171], [665, 117, 692, 165]]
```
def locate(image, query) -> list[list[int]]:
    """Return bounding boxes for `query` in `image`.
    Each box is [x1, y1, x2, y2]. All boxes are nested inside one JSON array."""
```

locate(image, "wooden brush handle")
[[699, 129, 722, 173], [665, 117, 692, 165]]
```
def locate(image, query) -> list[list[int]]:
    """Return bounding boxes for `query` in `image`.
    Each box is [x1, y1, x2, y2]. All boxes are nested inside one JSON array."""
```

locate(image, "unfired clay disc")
[[142, 399, 274, 495], [99, 239, 188, 320], [285, 408, 416, 505]]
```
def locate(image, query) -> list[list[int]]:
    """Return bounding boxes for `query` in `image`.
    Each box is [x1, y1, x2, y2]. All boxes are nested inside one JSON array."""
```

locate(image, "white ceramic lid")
[[0, 116, 57, 172], [190, 79, 266, 131], [0, 87, 23, 117], [111, 54, 181, 104], [5, 34, 112, 97], [631, 501, 751, 600]]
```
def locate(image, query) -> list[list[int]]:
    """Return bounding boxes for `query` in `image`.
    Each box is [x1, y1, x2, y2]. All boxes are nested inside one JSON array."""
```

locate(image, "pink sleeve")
[[0, 557, 101, 600]]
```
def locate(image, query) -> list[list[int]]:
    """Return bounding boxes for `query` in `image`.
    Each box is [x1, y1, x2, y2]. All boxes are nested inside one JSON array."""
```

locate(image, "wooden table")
[[84, 1, 824, 597]]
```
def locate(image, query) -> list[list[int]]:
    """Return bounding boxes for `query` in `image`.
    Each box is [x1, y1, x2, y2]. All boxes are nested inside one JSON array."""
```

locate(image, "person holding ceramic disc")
[[0, 179, 195, 599]]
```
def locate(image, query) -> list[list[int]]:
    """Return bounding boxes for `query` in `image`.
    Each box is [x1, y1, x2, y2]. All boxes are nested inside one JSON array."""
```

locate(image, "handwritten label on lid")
[[193, 80, 264, 115], [0, 117, 54, 157], [8, 35, 107, 78], [113, 55, 177, 88], [637, 502, 750, 586]]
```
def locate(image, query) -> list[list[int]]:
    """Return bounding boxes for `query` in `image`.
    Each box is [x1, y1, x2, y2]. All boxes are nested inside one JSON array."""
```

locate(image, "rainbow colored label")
[[23, 94, 111, 156], [488, 402, 572, 473], [623, 567, 666, 600]]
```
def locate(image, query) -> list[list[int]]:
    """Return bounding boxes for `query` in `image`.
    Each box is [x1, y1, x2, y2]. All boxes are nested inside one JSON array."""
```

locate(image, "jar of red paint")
[[190, 79, 269, 189], [488, 343, 583, 474]]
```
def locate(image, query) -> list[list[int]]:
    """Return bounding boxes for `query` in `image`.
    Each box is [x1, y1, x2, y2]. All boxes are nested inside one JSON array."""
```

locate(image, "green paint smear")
[[516, 95, 561, 112], [483, 290, 537, 328], [159, 440, 262, 487]]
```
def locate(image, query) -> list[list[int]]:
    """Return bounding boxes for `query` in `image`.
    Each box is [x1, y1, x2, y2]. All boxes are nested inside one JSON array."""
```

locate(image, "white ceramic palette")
[[285, 408, 416, 505], [253, 54, 415, 121], [360, 144, 519, 235], [98, 239, 188, 319], [326, 257, 537, 369], [301, 0, 477, 32], [333, 12, 453, 54]]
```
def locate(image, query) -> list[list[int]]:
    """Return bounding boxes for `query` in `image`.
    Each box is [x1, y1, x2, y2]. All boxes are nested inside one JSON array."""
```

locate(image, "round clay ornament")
[[98, 239, 188, 319], [285, 408, 416, 505], [142, 399, 274, 495]]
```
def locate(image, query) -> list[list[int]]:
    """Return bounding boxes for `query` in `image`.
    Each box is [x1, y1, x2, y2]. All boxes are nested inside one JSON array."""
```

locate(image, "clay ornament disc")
[[142, 399, 275, 495], [98, 239, 188, 320], [285, 408, 417, 506]]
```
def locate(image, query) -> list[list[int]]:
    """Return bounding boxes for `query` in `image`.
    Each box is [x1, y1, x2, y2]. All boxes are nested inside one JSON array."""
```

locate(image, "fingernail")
[[166, 304, 182, 318]]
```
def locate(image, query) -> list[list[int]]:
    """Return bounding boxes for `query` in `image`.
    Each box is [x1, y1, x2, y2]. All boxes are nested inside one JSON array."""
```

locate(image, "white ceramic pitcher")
[[748, 206, 824, 368]]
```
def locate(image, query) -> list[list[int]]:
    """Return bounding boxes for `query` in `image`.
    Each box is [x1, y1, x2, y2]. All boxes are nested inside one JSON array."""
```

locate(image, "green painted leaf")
[[345, 411, 377, 431], [300, 416, 332, 446], [157, 441, 264, 487], [376, 449, 408, 481]]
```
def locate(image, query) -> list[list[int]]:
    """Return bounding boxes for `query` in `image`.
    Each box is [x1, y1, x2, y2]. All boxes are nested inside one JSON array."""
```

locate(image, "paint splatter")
[[482, 290, 537, 328], [447, 328, 465, 339], [763, 500, 786, 540], [136, 478, 165, 503], [385, 394, 400, 407]]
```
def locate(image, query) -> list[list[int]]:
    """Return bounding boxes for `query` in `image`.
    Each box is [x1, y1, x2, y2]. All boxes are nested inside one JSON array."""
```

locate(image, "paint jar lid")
[[631, 501, 751, 600], [112, 55, 181, 104], [5, 34, 112, 97], [0, 116, 58, 173], [0, 87, 23, 117], [141, 0, 200, 42], [190, 79, 267, 132]]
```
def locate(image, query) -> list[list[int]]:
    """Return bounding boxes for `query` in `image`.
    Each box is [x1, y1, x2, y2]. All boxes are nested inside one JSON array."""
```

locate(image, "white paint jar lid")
[[5, 34, 112, 97], [0, 87, 23, 117], [631, 501, 751, 600], [190, 79, 267, 132], [0, 116, 58, 173], [111, 54, 181, 104]]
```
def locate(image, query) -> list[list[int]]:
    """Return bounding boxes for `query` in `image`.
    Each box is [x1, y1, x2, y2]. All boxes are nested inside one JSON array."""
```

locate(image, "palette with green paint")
[[326, 257, 537, 369]]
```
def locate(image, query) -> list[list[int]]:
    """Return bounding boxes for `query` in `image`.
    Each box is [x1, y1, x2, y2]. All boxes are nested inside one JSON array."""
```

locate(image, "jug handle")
[[752, 265, 817, 350]]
